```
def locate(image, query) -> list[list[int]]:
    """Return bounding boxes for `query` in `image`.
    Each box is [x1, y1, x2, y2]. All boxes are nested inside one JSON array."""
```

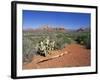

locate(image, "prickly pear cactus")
[[36, 37, 55, 57]]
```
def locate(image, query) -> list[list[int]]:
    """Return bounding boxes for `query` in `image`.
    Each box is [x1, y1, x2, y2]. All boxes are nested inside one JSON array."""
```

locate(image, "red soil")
[[23, 44, 90, 69]]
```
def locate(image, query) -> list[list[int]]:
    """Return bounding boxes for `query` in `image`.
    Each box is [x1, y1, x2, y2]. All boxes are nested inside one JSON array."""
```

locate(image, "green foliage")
[[84, 35, 91, 49], [55, 33, 73, 49], [23, 37, 35, 63], [75, 33, 91, 49]]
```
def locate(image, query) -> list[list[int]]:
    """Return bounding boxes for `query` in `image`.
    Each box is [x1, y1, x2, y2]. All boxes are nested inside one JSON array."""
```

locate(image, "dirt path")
[[23, 44, 90, 69]]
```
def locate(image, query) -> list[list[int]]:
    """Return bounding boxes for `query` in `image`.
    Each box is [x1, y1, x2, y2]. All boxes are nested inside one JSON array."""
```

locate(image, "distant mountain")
[[76, 28, 84, 32], [40, 25, 66, 31], [76, 27, 90, 32]]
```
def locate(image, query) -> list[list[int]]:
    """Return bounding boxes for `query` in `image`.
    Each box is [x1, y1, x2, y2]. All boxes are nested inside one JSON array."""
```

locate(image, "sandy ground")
[[23, 44, 90, 69]]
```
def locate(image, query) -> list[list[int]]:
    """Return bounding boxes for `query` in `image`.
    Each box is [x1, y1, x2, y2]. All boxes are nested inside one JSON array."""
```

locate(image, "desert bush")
[[84, 35, 91, 49], [75, 33, 91, 49], [23, 37, 36, 63], [55, 33, 72, 49]]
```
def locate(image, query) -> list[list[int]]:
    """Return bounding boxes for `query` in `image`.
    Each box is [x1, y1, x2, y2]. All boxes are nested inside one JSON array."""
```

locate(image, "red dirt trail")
[[23, 44, 90, 69]]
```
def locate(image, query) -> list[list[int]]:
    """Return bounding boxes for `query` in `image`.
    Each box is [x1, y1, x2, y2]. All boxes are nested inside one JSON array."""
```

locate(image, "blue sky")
[[22, 10, 90, 30]]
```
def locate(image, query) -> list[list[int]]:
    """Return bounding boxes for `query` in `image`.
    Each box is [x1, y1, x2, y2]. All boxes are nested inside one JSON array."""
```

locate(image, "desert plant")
[[75, 33, 91, 49], [23, 37, 35, 63], [36, 37, 56, 57], [84, 35, 91, 49]]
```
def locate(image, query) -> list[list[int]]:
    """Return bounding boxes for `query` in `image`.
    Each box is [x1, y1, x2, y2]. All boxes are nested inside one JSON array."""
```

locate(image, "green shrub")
[[84, 35, 91, 49], [23, 37, 35, 63], [55, 33, 72, 49], [75, 34, 91, 49]]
